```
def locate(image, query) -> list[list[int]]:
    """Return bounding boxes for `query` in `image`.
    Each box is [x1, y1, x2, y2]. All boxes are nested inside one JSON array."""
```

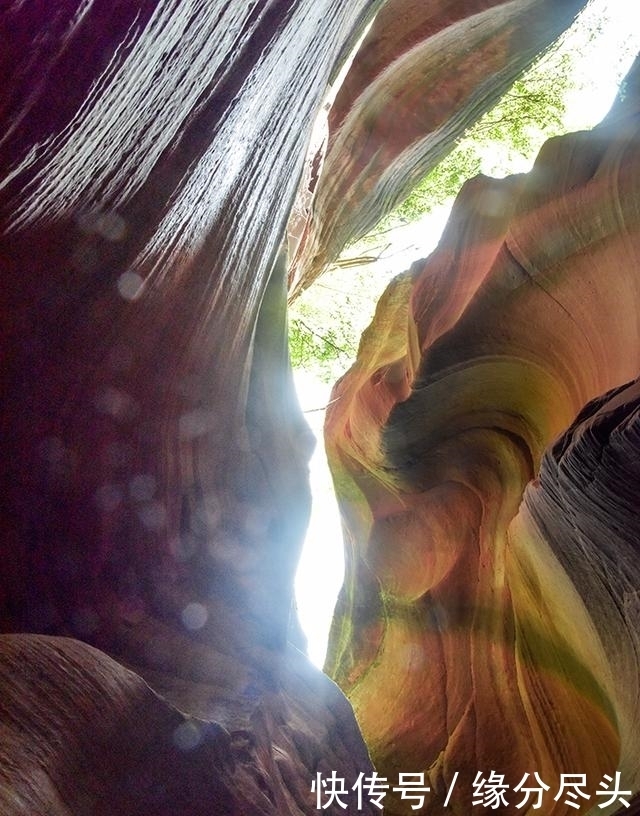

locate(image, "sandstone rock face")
[[0, 633, 376, 815], [325, 59, 640, 815], [1, 0, 630, 813], [1, 1, 383, 811], [288, 0, 589, 297]]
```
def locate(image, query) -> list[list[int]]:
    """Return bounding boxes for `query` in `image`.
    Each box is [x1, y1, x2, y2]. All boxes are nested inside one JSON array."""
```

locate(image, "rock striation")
[[1, 0, 633, 813], [288, 0, 589, 297], [1, 1, 384, 811], [325, 57, 640, 815]]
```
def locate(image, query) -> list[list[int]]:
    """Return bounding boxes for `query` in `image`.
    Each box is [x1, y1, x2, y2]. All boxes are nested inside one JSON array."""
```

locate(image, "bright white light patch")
[[293, 372, 345, 668]]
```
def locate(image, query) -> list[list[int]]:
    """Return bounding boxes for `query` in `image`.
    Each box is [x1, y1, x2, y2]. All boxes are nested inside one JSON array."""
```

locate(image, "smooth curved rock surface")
[[0, 633, 376, 815], [325, 58, 640, 815], [518, 378, 640, 808], [1, 1, 383, 812], [2, 1, 633, 813], [288, 0, 588, 297]]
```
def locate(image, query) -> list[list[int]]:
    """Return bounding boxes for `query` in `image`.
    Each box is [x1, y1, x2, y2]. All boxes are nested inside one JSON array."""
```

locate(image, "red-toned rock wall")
[[325, 59, 640, 815], [1, 0, 614, 812], [1, 2, 382, 812], [288, 0, 588, 296]]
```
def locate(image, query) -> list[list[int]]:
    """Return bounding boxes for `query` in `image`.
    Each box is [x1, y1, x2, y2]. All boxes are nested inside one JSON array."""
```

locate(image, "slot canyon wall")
[[1, 1, 637, 815], [323, 77, 640, 814]]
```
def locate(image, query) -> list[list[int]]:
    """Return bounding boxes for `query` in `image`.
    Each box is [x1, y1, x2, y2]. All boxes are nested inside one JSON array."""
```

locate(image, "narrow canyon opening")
[[292, 0, 640, 668], [3, 1, 640, 814]]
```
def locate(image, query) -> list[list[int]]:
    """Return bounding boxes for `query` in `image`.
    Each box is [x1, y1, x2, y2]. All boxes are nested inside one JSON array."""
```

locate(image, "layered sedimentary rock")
[[288, 0, 588, 297], [0, 633, 375, 815], [1, 1, 385, 812], [325, 59, 640, 814], [0, 0, 629, 813]]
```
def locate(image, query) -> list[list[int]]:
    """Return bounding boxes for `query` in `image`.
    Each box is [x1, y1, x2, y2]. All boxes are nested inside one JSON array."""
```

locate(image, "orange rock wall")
[[1, 0, 626, 813], [325, 63, 640, 815]]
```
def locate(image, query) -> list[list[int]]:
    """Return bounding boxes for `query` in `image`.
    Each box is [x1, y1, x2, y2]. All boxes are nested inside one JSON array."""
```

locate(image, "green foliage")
[[288, 257, 398, 383], [386, 49, 573, 227], [289, 310, 356, 383], [289, 25, 599, 384], [289, 270, 367, 383], [393, 143, 482, 223]]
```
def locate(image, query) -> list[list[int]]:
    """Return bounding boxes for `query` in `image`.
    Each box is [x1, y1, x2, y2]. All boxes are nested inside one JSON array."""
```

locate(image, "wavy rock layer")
[[1, 1, 382, 812], [1, 0, 631, 813], [0, 634, 375, 815], [288, 0, 588, 296], [325, 60, 640, 815]]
